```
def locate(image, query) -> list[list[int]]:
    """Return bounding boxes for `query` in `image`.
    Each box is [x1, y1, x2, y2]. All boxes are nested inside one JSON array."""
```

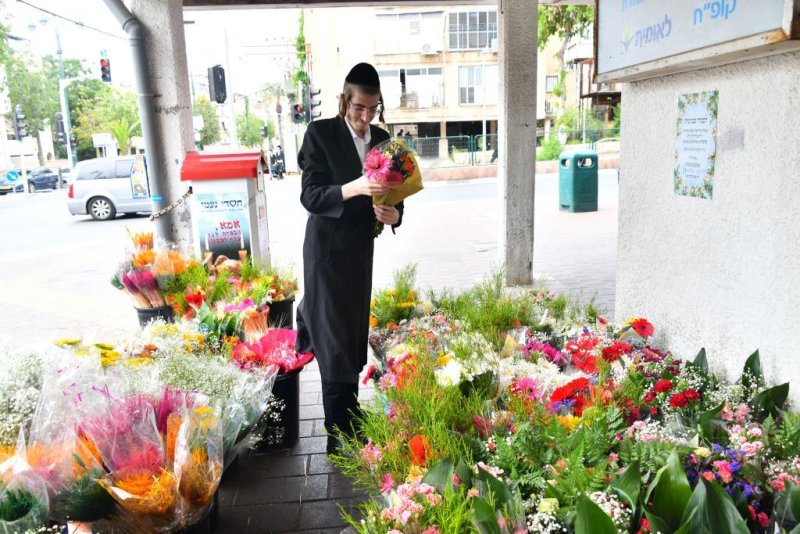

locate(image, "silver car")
[[66, 156, 152, 220]]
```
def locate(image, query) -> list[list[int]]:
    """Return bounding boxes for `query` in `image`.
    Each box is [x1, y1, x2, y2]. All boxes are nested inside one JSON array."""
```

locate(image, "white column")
[[499, 0, 537, 286], [129, 0, 195, 248]]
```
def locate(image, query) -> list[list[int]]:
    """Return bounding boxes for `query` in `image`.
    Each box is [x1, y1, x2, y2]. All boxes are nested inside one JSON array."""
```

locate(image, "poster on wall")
[[674, 90, 717, 200], [130, 155, 149, 199], [194, 192, 251, 260]]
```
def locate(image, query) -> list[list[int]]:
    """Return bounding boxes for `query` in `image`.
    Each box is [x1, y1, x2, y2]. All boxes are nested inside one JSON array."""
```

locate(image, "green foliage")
[[66, 79, 113, 160], [619, 438, 678, 474], [293, 10, 309, 93], [610, 460, 641, 510], [537, 5, 595, 50], [679, 477, 749, 534], [770, 412, 800, 460], [0, 483, 42, 522], [193, 96, 221, 148], [556, 105, 578, 130], [52, 469, 116, 522], [647, 450, 692, 531], [575, 494, 616, 534], [612, 104, 622, 129], [72, 88, 142, 159], [370, 264, 420, 328], [236, 97, 266, 148], [537, 135, 562, 161]]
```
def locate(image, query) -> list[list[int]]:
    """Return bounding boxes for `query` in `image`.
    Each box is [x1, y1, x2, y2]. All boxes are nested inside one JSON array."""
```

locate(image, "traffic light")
[[261, 125, 269, 138], [207, 65, 226, 104], [100, 57, 111, 83], [13, 104, 28, 139], [306, 86, 322, 122], [292, 102, 305, 124], [54, 112, 67, 145]]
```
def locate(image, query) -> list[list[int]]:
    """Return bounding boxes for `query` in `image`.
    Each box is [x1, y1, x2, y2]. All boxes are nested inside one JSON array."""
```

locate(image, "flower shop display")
[[363, 138, 424, 236], [327, 267, 800, 534]]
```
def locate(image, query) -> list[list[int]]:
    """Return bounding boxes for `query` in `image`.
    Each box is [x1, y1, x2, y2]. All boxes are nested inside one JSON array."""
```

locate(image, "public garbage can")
[[559, 150, 598, 212]]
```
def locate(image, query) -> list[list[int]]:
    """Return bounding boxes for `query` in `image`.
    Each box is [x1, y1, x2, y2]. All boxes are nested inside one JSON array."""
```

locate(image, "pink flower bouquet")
[[231, 329, 314, 374]]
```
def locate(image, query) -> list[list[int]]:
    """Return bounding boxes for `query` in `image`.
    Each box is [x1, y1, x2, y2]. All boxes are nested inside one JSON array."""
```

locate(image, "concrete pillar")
[[439, 119, 448, 158], [130, 0, 195, 249], [498, 0, 537, 286]]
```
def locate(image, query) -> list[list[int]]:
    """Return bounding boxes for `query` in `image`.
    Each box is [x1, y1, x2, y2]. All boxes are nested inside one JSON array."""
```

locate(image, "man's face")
[[345, 89, 381, 137]]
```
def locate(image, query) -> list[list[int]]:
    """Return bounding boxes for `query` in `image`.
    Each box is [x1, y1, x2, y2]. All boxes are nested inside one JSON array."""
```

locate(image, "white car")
[[66, 156, 152, 220]]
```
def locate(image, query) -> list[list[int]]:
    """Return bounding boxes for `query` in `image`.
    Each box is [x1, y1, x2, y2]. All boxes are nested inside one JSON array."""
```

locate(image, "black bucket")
[[184, 492, 219, 534], [267, 299, 295, 329], [254, 366, 302, 453], [135, 305, 175, 329]]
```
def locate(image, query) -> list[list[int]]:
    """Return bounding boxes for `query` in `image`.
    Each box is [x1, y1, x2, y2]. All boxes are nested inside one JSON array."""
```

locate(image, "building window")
[[379, 67, 444, 109], [375, 11, 443, 54], [458, 65, 497, 105], [448, 10, 497, 51], [545, 75, 559, 93]]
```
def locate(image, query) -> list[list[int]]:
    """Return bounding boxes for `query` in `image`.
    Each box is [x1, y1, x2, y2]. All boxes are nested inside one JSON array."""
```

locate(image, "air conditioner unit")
[[490, 38, 498, 53], [420, 42, 440, 55]]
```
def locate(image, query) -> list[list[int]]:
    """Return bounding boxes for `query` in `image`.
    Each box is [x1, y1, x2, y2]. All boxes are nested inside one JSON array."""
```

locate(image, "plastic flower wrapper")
[[231, 329, 314, 374], [151, 246, 194, 293], [0, 344, 44, 448], [0, 468, 50, 532], [363, 138, 424, 236], [173, 405, 223, 524], [113, 265, 152, 309]]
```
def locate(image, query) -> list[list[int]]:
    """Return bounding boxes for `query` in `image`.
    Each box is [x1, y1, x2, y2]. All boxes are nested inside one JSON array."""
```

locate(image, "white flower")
[[435, 358, 463, 387]]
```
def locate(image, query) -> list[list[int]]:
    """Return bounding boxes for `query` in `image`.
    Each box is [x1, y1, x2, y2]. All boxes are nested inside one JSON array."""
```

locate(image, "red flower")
[[630, 318, 654, 338], [409, 434, 431, 466], [572, 352, 598, 374], [643, 391, 655, 403], [602, 341, 632, 363], [654, 379, 673, 393], [669, 392, 688, 408], [361, 364, 377, 385], [684, 388, 700, 401], [184, 287, 206, 310], [550, 378, 590, 403]]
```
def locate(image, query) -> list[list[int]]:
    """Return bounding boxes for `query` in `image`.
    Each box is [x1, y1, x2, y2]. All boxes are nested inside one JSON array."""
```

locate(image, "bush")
[[537, 135, 562, 161]]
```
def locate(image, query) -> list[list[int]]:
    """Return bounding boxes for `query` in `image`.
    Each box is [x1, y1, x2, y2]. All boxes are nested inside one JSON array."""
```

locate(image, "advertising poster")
[[195, 192, 251, 260], [131, 155, 149, 198], [674, 90, 717, 200]]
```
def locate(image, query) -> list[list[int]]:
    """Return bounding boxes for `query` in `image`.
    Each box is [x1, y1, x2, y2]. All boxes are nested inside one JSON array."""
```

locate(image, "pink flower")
[[701, 471, 716, 482], [381, 473, 395, 493], [452, 474, 461, 487], [741, 441, 763, 457], [467, 488, 479, 499], [386, 170, 404, 184], [360, 438, 383, 468], [713, 460, 733, 484], [734, 404, 751, 424], [422, 528, 440, 534], [364, 151, 391, 181]]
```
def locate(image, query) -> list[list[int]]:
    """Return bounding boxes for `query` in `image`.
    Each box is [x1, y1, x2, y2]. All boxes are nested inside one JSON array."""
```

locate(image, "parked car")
[[0, 174, 24, 195], [26, 167, 59, 192], [66, 156, 152, 220]]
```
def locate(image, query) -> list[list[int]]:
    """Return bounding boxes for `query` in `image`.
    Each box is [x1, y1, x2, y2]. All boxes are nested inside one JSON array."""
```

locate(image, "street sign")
[[5, 170, 20, 182]]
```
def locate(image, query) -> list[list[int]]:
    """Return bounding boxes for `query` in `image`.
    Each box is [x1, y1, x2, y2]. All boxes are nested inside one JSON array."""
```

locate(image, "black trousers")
[[321, 381, 361, 451]]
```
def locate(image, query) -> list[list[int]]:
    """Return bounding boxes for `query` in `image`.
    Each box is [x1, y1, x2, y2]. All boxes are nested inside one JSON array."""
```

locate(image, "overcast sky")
[[4, 1, 301, 98]]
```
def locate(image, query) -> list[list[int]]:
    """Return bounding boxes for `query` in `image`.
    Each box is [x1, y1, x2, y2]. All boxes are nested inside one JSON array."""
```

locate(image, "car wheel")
[[88, 196, 116, 221], [28, 183, 36, 193]]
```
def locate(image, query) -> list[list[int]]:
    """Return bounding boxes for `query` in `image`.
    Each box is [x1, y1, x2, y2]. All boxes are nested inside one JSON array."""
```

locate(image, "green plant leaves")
[[647, 451, 691, 531], [644, 510, 673, 534], [610, 460, 640, 509], [679, 477, 749, 534], [749, 382, 790, 421], [575, 494, 616, 534], [691, 347, 708, 374], [740, 350, 763, 392], [699, 402, 726, 443]]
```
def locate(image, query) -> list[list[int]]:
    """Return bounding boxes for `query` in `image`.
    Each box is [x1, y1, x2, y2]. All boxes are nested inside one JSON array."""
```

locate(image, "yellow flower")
[[557, 415, 580, 431], [537, 498, 559, 514], [124, 356, 153, 368], [54, 338, 82, 348], [436, 353, 451, 366], [100, 350, 121, 368], [694, 447, 711, 458], [93, 342, 115, 351], [408, 291, 417, 301], [370, 299, 376, 309], [406, 464, 427, 482], [369, 315, 379, 328], [388, 289, 397, 297]]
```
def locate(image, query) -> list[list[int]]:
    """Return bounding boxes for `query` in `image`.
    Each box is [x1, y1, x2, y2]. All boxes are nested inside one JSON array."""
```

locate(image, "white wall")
[[616, 51, 800, 395]]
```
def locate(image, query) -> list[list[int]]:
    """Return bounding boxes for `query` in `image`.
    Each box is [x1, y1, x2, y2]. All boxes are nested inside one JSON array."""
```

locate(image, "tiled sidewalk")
[[216, 359, 368, 533]]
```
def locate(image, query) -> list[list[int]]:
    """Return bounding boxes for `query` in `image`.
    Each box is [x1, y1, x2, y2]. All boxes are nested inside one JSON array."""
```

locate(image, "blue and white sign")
[[597, 0, 792, 81], [5, 170, 20, 182]]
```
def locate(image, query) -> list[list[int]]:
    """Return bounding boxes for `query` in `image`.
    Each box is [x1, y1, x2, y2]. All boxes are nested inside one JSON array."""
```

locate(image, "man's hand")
[[342, 175, 398, 200], [374, 204, 400, 225]]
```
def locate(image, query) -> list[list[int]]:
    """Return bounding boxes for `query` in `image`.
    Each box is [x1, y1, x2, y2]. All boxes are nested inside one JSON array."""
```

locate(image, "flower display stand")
[[135, 305, 175, 329], [267, 299, 295, 329], [254, 366, 302, 452]]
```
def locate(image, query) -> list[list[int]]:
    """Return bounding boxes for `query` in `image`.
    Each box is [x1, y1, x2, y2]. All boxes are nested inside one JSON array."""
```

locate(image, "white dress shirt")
[[344, 118, 371, 164]]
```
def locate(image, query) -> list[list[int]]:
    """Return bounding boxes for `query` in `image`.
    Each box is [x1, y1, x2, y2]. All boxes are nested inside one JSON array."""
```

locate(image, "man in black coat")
[[295, 63, 403, 455]]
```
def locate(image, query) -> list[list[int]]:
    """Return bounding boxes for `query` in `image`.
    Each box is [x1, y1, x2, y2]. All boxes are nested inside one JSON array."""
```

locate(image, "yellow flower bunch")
[[102, 469, 177, 516]]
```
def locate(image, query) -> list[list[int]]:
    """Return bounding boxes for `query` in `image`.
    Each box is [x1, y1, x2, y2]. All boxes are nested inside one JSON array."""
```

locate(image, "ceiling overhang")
[[183, 0, 593, 9]]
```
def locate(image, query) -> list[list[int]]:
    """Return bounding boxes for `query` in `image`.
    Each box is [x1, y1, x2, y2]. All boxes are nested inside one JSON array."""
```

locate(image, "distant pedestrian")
[[397, 128, 404, 137]]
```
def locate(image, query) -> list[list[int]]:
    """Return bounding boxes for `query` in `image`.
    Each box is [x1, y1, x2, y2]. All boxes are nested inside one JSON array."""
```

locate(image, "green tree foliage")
[[236, 98, 265, 148], [66, 79, 112, 161], [72, 89, 141, 159], [537, 5, 594, 59], [193, 96, 221, 148], [293, 10, 309, 93]]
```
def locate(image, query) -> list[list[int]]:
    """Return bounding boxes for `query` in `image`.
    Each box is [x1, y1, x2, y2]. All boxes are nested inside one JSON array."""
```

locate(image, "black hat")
[[345, 62, 380, 89]]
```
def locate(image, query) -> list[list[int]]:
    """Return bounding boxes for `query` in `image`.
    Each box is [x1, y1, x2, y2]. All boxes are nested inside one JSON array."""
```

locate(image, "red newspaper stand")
[[180, 151, 271, 264]]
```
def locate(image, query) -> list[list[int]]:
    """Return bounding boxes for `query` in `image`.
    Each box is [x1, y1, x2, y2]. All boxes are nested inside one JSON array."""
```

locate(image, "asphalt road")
[[0, 170, 618, 343]]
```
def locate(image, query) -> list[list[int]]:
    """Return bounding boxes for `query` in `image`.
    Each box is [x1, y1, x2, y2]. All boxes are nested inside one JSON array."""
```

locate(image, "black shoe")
[[326, 436, 342, 455]]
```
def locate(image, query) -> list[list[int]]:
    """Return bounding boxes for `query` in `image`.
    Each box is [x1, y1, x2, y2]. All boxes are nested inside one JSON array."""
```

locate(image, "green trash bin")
[[559, 150, 598, 212]]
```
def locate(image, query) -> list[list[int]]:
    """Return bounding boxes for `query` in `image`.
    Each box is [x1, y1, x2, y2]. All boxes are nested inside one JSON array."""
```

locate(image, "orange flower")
[[103, 468, 177, 516], [369, 315, 379, 328], [178, 449, 222, 506], [132, 249, 156, 269], [408, 434, 431, 467], [629, 317, 654, 338]]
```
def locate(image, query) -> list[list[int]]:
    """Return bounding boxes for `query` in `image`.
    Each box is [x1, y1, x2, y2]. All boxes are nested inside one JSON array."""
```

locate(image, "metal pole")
[[225, 25, 239, 149], [102, 0, 170, 240]]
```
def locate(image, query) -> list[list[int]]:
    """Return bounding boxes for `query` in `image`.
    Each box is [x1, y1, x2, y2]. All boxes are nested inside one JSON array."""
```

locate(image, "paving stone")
[[327, 472, 358, 499], [312, 419, 328, 437], [291, 436, 329, 456], [234, 475, 286, 506], [299, 420, 314, 438], [300, 404, 326, 420], [244, 502, 302, 532], [244, 454, 309, 477], [298, 500, 348, 530], [215, 505, 251, 534], [284, 474, 329, 502], [300, 392, 319, 405], [301, 381, 323, 393], [308, 453, 339, 475]]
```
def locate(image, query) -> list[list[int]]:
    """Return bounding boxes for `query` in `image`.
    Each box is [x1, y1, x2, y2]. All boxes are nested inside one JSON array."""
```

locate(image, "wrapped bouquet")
[[363, 138, 424, 236]]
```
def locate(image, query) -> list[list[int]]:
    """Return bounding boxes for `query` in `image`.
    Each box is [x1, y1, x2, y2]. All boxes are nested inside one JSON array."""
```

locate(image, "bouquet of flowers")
[[174, 405, 223, 524], [230, 329, 314, 374], [363, 138, 424, 236]]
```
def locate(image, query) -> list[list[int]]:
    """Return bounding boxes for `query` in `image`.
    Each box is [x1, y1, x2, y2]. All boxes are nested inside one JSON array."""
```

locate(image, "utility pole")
[[224, 25, 239, 149]]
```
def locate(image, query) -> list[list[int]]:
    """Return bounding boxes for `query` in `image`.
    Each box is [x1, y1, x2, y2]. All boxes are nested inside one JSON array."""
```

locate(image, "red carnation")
[[669, 392, 688, 408], [683, 388, 700, 401], [654, 379, 673, 393], [550, 377, 590, 403], [602, 341, 633, 363], [630, 318, 654, 338], [643, 391, 655, 403]]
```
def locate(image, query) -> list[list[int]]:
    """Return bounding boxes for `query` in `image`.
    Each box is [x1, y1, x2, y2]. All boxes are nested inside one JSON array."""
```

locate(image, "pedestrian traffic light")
[[292, 102, 304, 124], [100, 57, 111, 83], [207, 65, 226, 104], [261, 125, 269, 138], [306, 86, 322, 122], [54, 112, 67, 145], [13, 104, 28, 139]]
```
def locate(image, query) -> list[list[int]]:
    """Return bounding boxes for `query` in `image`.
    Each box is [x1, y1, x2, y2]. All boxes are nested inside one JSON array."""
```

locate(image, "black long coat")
[[295, 116, 402, 384]]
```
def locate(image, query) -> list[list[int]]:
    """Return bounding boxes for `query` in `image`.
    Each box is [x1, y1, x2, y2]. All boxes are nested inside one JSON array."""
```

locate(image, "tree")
[[193, 96, 221, 148], [72, 88, 142, 159], [109, 117, 138, 155], [236, 96, 265, 148], [67, 79, 113, 160], [293, 10, 309, 96]]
